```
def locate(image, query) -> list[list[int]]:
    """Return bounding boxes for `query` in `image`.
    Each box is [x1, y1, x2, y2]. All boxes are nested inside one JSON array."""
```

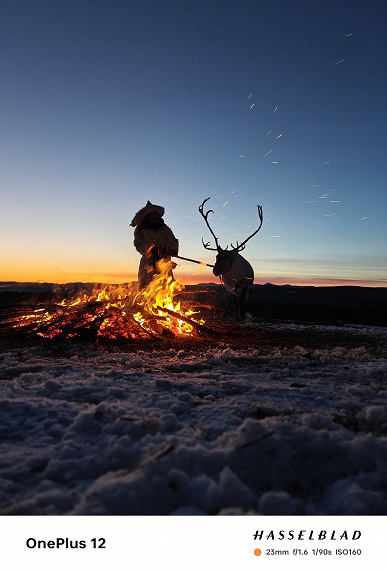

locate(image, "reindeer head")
[[212, 247, 239, 276], [198, 197, 263, 276]]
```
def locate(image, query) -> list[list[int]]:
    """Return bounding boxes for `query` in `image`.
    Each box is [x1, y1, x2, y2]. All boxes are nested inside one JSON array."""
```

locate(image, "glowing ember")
[[6, 259, 205, 340]]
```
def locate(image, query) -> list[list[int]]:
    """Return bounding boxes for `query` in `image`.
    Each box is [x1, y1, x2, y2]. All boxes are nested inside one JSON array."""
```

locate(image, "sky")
[[1, 0, 386, 287]]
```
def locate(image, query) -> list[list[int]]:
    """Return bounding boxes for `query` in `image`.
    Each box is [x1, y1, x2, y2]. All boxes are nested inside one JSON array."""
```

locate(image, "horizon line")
[[1, 278, 386, 289]]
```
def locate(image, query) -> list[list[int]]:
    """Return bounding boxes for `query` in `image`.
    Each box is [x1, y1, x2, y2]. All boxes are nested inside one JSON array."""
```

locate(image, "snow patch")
[[1, 324, 386, 515]]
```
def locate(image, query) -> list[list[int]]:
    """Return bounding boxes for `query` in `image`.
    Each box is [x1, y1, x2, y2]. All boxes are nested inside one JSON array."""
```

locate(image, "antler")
[[230, 205, 263, 251], [199, 197, 220, 251]]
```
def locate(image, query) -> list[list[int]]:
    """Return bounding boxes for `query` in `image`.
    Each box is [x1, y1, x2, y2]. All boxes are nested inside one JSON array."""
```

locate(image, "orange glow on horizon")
[[1, 271, 385, 289], [1, 260, 386, 289]]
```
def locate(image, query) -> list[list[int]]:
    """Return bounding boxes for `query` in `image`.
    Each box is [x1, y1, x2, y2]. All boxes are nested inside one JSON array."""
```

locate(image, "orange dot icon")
[[254, 548, 262, 556]]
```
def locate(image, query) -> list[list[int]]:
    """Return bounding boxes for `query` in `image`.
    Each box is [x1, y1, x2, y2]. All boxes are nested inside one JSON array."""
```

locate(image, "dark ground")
[[187, 283, 387, 327], [0, 283, 386, 358]]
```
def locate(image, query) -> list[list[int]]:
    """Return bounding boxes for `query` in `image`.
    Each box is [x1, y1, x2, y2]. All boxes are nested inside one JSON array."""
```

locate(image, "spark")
[[231, 188, 237, 194], [276, 133, 283, 139], [359, 217, 367, 221], [264, 149, 273, 156], [334, 58, 346, 65], [325, 214, 336, 216], [248, 93, 253, 99], [325, 161, 331, 164], [306, 200, 316, 203], [272, 161, 278, 164], [250, 103, 255, 109], [239, 154, 245, 158], [265, 130, 272, 137], [330, 200, 341, 203], [223, 201, 229, 207], [299, 76, 304, 84], [346, 33, 353, 37], [268, 235, 280, 239], [274, 106, 278, 112]]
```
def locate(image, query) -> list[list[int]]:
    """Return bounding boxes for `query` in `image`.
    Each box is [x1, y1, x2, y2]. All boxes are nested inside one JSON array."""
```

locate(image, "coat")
[[133, 222, 179, 289], [133, 224, 179, 258]]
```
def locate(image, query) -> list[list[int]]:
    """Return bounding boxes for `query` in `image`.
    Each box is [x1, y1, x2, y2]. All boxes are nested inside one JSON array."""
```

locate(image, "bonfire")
[[1, 259, 208, 342]]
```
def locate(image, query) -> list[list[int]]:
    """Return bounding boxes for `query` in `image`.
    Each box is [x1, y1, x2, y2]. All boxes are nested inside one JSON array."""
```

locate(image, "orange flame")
[[133, 258, 203, 335], [11, 259, 204, 339]]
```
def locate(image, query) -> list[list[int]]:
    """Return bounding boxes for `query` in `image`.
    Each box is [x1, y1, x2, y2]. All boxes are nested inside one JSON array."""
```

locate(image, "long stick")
[[172, 255, 214, 268]]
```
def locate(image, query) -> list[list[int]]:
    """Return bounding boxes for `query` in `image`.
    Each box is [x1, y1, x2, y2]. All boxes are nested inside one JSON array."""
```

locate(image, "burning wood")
[[154, 305, 214, 335], [0, 259, 208, 342]]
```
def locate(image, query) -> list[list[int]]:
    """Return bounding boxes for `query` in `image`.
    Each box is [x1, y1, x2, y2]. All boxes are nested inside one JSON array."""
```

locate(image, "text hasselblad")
[[253, 530, 361, 541]]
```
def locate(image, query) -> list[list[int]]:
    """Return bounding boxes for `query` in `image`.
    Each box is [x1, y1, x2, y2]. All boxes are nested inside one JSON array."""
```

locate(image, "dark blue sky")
[[1, 0, 386, 284]]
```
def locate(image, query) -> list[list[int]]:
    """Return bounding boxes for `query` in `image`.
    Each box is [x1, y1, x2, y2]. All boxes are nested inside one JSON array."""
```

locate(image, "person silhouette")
[[130, 201, 179, 290]]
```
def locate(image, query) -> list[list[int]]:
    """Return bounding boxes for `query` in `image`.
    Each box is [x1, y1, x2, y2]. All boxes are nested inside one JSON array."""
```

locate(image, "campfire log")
[[0, 271, 219, 342], [154, 305, 215, 335], [109, 313, 159, 339]]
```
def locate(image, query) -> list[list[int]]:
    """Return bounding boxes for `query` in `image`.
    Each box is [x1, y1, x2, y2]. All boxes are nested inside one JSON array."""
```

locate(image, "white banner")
[[1, 515, 385, 570]]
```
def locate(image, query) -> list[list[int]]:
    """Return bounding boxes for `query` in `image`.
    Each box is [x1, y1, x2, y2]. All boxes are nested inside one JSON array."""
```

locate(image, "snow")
[[1, 324, 386, 515]]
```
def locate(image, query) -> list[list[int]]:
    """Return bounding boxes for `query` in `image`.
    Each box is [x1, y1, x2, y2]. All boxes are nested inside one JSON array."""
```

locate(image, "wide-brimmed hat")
[[130, 201, 165, 227]]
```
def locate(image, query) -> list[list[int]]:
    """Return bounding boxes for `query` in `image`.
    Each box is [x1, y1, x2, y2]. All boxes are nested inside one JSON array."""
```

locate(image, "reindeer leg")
[[225, 292, 235, 321], [238, 291, 248, 322], [244, 287, 252, 319], [232, 280, 249, 322], [234, 294, 242, 322], [221, 291, 238, 321]]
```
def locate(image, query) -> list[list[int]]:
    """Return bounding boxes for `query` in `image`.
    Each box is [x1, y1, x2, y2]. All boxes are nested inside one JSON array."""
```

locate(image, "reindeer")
[[199, 197, 263, 321]]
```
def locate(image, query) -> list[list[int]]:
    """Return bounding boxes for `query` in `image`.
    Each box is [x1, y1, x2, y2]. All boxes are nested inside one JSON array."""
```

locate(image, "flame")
[[9, 258, 204, 340], [133, 258, 203, 336]]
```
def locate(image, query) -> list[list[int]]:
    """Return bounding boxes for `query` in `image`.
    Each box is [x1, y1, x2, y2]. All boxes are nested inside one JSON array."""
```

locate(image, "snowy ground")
[[1, 322, 387, 516]]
